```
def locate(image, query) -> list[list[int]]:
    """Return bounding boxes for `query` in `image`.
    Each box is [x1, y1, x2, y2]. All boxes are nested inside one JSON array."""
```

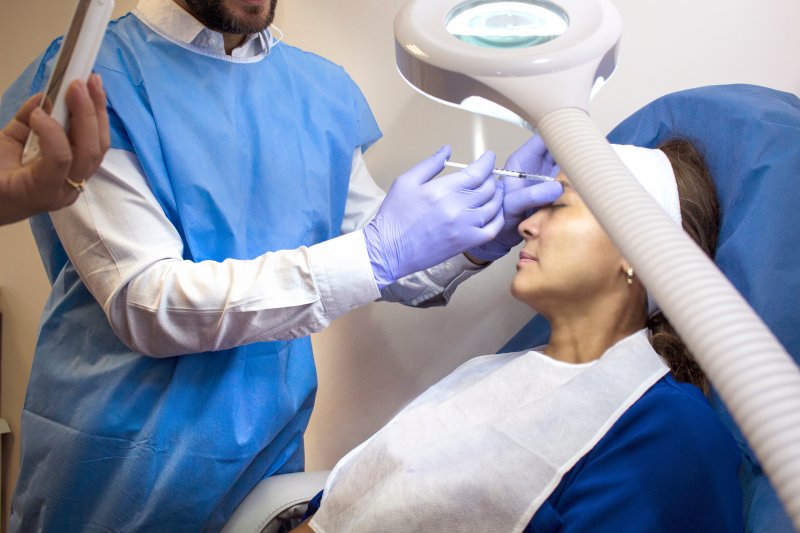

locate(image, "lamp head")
[[394, 0, 622, 130]]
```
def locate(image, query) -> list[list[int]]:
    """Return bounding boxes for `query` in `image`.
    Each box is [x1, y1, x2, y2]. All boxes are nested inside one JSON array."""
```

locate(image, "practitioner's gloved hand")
[[363, 146, 504, 288], [465, 136, 563, 263], [504, 135, 560, 178]]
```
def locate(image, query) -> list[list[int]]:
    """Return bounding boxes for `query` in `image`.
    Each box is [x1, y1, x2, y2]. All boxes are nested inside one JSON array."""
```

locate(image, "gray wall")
[[1, 0, 799, 525]]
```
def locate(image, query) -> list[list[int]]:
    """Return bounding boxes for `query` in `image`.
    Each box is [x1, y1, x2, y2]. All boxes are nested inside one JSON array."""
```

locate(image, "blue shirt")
[[528, 376, 742, 532]]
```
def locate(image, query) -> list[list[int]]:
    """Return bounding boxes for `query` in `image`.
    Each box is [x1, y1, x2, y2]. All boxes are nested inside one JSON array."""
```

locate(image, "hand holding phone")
[[21, 0, 115, 165]]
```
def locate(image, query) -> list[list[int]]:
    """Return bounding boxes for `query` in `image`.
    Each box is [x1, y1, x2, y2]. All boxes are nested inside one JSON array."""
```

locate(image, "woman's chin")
[[511, 281, 542, 309]]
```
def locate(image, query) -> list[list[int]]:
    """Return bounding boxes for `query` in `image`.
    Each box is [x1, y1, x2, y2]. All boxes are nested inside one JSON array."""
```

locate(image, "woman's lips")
[[517, 251, 537, 267]]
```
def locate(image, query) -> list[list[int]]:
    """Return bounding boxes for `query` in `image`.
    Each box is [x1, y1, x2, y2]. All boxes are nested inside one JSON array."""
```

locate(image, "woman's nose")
[[518, 212, 541, 240]]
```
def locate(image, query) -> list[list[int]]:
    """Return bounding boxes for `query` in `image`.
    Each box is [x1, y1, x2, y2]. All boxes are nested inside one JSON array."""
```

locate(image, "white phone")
[[21, 0, 115, 165]]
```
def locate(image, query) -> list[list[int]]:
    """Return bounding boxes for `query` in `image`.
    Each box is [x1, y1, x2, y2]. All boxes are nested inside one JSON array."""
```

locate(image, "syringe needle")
[[444, 161, 555, 182]]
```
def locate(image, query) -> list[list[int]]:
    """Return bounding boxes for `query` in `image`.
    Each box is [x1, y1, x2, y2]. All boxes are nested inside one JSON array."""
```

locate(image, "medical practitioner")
[[0, 76, 108, 225], [0, 0, 563, 530]]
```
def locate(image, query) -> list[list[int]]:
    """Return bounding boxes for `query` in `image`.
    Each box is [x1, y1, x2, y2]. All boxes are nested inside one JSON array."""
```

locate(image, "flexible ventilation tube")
[[538, 107, 800, 529]]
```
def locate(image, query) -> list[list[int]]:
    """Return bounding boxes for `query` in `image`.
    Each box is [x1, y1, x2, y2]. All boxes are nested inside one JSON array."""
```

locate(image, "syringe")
[[444, 161, 557, 182]]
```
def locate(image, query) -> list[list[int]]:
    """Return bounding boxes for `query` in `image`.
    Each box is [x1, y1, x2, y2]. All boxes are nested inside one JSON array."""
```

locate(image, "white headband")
[[611, 144, 681, 316]]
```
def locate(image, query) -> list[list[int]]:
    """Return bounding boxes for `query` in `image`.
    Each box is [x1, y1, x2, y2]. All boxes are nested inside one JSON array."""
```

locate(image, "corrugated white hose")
[[538, 107, 800, 529]]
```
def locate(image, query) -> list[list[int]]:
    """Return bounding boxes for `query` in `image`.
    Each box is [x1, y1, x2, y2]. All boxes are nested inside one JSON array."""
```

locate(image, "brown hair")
[[648, 138, 721, 394]]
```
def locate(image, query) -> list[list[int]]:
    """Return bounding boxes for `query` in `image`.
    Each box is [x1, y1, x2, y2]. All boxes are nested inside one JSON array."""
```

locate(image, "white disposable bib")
[[311, 330, 668, 532]]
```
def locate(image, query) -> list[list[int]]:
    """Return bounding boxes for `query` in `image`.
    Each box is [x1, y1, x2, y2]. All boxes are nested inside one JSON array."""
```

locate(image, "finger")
[[541, 150, 561, 177], [498, 175, 528, 194], [455, 151, 496, 189], [539, 153, 554, 177], [471, 180, 504, 228], [468, 165, 499, 205], [28, 107, 73, 180], [504, 135, 548, 173], [438, 159, 498, 208], [478, 196, 506, 239], [13, 94, 45, 127], [88, 74, 111, 155], [65, 80, 103, 181], [4, 94, 46, 143], [504, 181, 564, 215], [400, 145, 451, 186]]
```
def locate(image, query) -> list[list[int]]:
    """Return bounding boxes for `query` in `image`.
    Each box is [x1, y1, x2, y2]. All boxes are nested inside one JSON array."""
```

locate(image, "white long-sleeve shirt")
[[50, 0, 482, 358]]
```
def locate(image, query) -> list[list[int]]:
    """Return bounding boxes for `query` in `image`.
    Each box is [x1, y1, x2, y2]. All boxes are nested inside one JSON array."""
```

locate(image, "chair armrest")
[[223, 470, 330, 533]]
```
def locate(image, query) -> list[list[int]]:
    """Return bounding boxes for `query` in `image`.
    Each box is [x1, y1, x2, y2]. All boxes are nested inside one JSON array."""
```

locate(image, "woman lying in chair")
[[295, 138, 743, 532]]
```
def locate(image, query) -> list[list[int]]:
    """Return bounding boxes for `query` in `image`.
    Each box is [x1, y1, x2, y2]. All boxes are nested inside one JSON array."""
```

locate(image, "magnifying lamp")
[[395, 0, 620, 129], [395, 0, 800, 527]]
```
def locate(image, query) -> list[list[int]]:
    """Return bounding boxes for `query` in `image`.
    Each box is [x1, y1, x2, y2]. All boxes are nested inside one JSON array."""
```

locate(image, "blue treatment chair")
[[223, 84, 800, 532]]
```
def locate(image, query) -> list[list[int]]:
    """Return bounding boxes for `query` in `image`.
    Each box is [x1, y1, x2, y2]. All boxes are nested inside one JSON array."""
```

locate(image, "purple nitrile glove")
[[504, 135, 561, 178], [364, 146, 504, 289], [466, 136, 563, 262]]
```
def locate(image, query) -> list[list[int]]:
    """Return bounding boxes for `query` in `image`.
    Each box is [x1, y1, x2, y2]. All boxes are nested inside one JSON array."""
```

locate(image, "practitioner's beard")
[[184, 0, 278, 35]]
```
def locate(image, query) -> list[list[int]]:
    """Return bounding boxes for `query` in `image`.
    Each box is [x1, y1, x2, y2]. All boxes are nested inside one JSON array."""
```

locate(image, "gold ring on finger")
[[65, 177, 86, 193]]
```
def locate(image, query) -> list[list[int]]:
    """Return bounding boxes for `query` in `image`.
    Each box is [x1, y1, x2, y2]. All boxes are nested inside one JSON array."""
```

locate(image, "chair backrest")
[[501, 84, 800, 532]]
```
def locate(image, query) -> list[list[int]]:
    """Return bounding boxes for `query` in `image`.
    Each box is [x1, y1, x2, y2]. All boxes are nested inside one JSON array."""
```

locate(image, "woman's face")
[[511, 175, 628, 313]]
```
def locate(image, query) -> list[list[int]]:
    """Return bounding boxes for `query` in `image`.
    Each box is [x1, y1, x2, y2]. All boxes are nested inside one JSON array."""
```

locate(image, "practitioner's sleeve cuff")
[[307, 230, 381, 320]]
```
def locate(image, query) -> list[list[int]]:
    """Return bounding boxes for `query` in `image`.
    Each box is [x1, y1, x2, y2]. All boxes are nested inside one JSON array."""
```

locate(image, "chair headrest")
[[607, 84, 800, 363]]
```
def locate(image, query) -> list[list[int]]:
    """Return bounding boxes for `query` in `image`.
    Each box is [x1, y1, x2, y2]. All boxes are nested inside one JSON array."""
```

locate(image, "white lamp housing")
[[394, 0, 621, 129]]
